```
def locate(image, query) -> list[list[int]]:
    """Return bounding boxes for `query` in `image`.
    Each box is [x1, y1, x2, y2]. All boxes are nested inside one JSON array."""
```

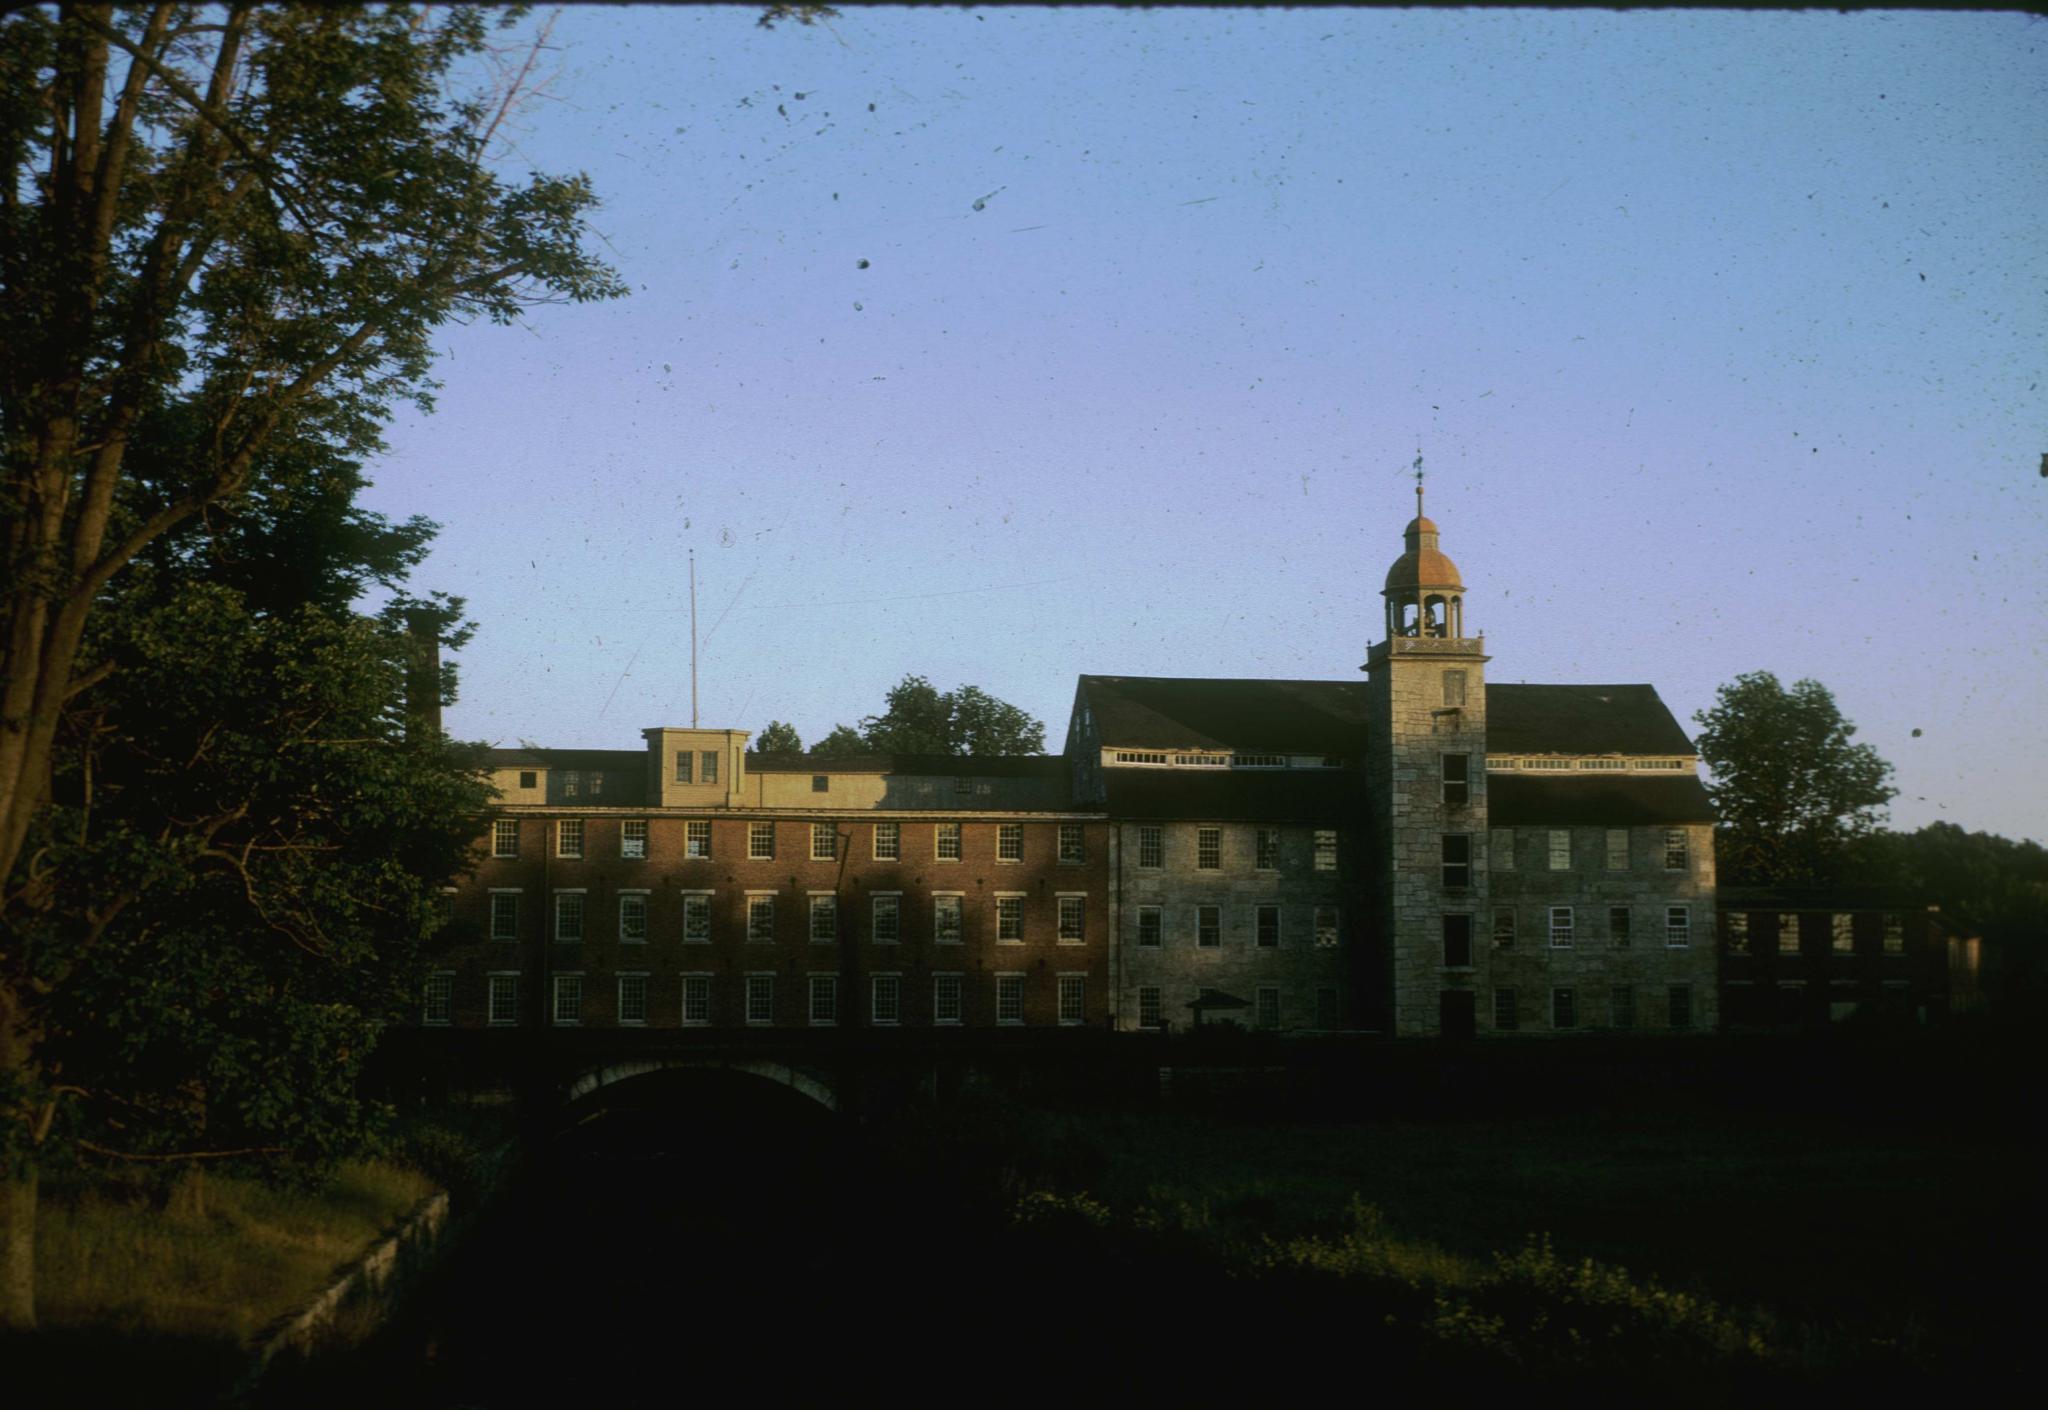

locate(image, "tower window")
[[1442, 670, 1467, 707], [1442, 914, 1473, 968], [1440, 834, 1471, 889], [1442, 753, 1469, 807]]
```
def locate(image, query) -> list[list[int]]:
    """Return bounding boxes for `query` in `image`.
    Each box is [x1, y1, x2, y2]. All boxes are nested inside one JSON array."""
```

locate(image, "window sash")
[[1257, 905, 1281, 948], [490, 894, 519, 941], [621, 820, 648, 859], [1610, 906, 1632, 946], [871, 976, 901, 1025], [748, 823, 775, 860], [1137, 907, 1162, 947], [1493, 988, 1517, 1031], [556, 820, 583, 858], [998, 824, 1024, 861], [1137, 826, 1163, 868], [1313, 830, 1337, 872], [934, 975, 963, 1024], [487, 975, 519, 1025], [686, 820, 712, 858], [1549, 906, 1574, 948], [555, 892, 585, 942], [872, 895, 901, 943], [1138, 986, 1163, 1029], [811, 823, 836, 861], [492, 820, 519, 857], [873, 822, 900, 860], [808, 976, 837, 1025], [552, 975, 582, 1026], [745, 976, 774, 1024], [1057, 976, 1085, 1025], [747, 897, 775, 942], [1442, 914, 1473, 968], [422, 973, 453, 1026], [933, 895, 963, 943], [1196, 827, 1221, 869], [682, 976, 711, 1025], [1441, 835, 1471, 888], [619, 894, 647, 942], [936, 823, 962, 860], [1663, 829, 1689, 869], [1547, 830, 1571, 870], [1314, 906, 1339, 948], [1552, 988, 1576, 1029], [1666, 907, 1691, 948], [995, 975, 1025, 1024], [1196, 905, 1221, 947], [809, 896, 837, 942], [1058, 824, 1085, 862], [1255, 828, 1279, 871], [618, 975, 648, 1025], [1605, 829, 1628, 870], [996, 897, 1024, 942], [1057, 896, 1085, 942]]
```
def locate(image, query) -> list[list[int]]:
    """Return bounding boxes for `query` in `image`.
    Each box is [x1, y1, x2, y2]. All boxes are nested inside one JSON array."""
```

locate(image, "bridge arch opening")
[[564, 1057, 838, 1114]]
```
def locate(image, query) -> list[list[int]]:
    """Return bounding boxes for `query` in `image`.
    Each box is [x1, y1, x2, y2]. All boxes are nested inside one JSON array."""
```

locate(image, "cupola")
[[1381, 481, 1467, 640]]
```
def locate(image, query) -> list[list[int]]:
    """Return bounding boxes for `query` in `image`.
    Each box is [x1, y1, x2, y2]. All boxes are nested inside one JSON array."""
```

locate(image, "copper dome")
[[1383, 516, 1464, 593]]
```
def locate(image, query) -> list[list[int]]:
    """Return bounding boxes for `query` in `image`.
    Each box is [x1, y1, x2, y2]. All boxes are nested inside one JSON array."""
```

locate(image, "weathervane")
[[1413, 448, 1425, 519]]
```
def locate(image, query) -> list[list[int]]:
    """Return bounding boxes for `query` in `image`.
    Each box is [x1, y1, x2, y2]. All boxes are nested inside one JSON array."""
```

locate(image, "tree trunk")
[[0, 1167, 34, 1332]]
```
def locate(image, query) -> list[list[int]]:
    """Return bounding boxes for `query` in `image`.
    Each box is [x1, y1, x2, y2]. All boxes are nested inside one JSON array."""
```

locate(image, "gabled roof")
[[1486, 684, 1695, 756], [1079, 675, 1371, 755], [1488, 774, 1715, 826]]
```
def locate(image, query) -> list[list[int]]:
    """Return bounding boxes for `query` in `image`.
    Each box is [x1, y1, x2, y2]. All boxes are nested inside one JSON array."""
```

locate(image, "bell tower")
[[1363, 475, 1490, 1036]]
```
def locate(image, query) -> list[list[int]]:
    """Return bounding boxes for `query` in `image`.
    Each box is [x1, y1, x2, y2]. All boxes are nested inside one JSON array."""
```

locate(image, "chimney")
[[403, 610, 443, 739]]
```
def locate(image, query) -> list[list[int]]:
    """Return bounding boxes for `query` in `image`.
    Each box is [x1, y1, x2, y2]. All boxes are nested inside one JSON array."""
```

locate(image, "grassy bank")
[[35, 1161, 435, 1343]]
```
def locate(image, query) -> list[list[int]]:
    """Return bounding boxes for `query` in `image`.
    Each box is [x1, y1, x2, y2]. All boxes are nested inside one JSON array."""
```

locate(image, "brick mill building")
[[428, 496, 1955, 1038]]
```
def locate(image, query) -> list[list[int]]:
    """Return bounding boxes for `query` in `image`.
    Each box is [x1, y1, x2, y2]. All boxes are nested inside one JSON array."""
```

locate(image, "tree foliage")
[[1693, 672, 1895, 886], [754, 720, 804, 755], [0, 4, 622, 1329], [812, 675, 1047, 757]]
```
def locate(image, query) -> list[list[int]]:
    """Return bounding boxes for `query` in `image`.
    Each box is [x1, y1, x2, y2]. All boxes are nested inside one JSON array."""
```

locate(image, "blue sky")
[[363, 6, 2048, 843]]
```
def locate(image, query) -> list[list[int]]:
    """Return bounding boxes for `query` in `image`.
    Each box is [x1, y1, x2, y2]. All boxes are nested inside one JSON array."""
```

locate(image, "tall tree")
[[846, 674, 1046, 757], [0, 5, 623, 1329], [813, 724, 866, 756], [754, 720, 804, 755], [1694, 672, 1896, 886]]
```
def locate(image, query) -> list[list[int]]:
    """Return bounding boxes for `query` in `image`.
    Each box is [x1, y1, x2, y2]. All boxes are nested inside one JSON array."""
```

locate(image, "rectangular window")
[[996, 896, 1024, 943], [996, 974, 1025, 1025], [552, 974, 582, 1026], [1493, 988, 1518, 1031], [1605, 828, 1629, 871], [1443, 753, 1469, 807], [1443, 913, 1473, 968], [1058, 823, 1085, 863], [1778, 913, 1801, 954], [1492, 908, 1516, 948], [1137, 826, 1163, 868], [681, 975, 711, 1025], [1608, 984, 1636, 1030], [998, 823, 1024, 862], [1138, 986, 1163, 1029], [748, 822, 775, 860], [872, 894, 901, 944], [1724, 911, 1748, 953], [1610, 906, 1632, 948], [871, 975, 901, 1026], [1442, 670, 1467, 707], [492, 820, 519, 858], [490, 892, 520, 941], [423, 973, 453, 1026], [934, 973, 963, 1025], [701, 751, 718, 785], [686, 820, 711, 859], [812, 774, 830, 793], [1196, 905, 1221, 948], [1057, 895, 1085, 943], [1441, 834, 1470, 889], [1666, 907, 1691, 948], [1552, 987, 1577, 1029], [1314, 906, 1339, 948], [745, 974, 774, 1025], [675, 751, 693, 784], [557, 819, 583, 859], [747, 895, 775, 943], [1257, 905, 1281, 949], [1663, 829, 1690, 870], [809, 975, 837, 1026], [1547, 829, 1571, 871], [554, 892, 585, 942], [1197, 827, 1222, 870], [873, 822, 900, 861], [621, 820, 648, 860], [619, 893, 648, 943], [1313, 829, 1338, 872], [519, 771, 538, 790], [809, 895, 837, 943], [487, 973, 519, 1026], [1255, 987, 1280, 1032], [1058, 975, 1085, 1026], [1255, 828, 1280, 871], [1883, 915, 1905, 954], [933, 894, 963, 944], [811, 823, 836, 862], [561, 771, 581, 798], [1491, 827, 1514, 871], [1137, 906, 1162, 948], [1316, 987, 1341, 1029], [1669, 984, 1694, 1030], [618, 974, 648, 1026], [1832, 914, 1855, 953], [936, 822, 962, 861], [1549, 906, 1574, 948], [683, 892, 712, 943]]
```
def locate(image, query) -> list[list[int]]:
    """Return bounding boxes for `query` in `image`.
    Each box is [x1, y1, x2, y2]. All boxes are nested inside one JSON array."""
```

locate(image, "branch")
[[76, 1139, 290, 1164]]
